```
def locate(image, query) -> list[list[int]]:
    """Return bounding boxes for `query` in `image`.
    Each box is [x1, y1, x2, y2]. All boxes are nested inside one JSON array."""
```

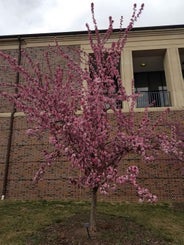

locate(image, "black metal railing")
[[136, 90, 171, 108]]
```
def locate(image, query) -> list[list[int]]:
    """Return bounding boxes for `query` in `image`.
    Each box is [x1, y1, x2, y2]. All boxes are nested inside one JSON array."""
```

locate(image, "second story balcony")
[[136, 90, 171, 108]]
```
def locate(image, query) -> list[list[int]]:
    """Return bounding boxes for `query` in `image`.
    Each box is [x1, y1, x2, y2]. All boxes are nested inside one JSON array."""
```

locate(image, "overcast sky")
[[0, 0, 183, 36]]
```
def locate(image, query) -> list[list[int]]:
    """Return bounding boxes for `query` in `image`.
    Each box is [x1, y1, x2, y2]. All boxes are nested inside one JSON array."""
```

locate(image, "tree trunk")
[[90, 186, 98, 232]]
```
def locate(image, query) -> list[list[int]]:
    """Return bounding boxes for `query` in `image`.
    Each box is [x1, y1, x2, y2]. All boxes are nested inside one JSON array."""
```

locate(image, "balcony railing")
[[136, 90, 171, 108]]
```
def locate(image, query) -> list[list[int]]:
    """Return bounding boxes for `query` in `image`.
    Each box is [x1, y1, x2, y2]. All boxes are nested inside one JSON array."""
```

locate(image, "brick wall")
[[0, 111, 183, 202]]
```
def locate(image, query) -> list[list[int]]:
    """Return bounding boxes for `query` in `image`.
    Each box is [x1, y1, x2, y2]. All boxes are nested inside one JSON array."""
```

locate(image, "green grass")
[[0, 200, 183, 244]]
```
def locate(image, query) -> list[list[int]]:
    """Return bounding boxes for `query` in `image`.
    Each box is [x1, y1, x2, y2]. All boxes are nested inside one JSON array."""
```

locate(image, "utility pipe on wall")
[[1, 36, 22, 200]]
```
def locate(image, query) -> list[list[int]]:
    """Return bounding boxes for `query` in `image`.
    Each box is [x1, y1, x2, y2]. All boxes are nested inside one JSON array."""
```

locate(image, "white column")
[[164, 48, 184, 107], [121, 49, 134, 110]]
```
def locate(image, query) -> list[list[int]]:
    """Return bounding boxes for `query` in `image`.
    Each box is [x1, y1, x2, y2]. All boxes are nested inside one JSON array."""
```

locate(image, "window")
[[133, 49, 171, 108], [179, 48, 184, 79], [89, 52, 122, 109], [134, 71, 170, 107]]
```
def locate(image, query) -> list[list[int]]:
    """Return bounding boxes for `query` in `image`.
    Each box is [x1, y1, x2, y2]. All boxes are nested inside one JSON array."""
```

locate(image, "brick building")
[[0, 25, 184, 202]]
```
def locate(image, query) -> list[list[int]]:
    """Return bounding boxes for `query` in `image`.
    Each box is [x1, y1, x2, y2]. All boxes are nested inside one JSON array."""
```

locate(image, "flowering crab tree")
[[0, 3, 183, 232]]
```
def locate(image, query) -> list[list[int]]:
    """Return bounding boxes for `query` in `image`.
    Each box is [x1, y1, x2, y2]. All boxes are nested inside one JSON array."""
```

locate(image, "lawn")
[[0, 200, 183, 244]]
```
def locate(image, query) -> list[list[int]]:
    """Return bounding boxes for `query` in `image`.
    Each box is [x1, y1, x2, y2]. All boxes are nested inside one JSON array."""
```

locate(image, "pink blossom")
[[26, 129, 35, 136], [48, 136, 57, 144]]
